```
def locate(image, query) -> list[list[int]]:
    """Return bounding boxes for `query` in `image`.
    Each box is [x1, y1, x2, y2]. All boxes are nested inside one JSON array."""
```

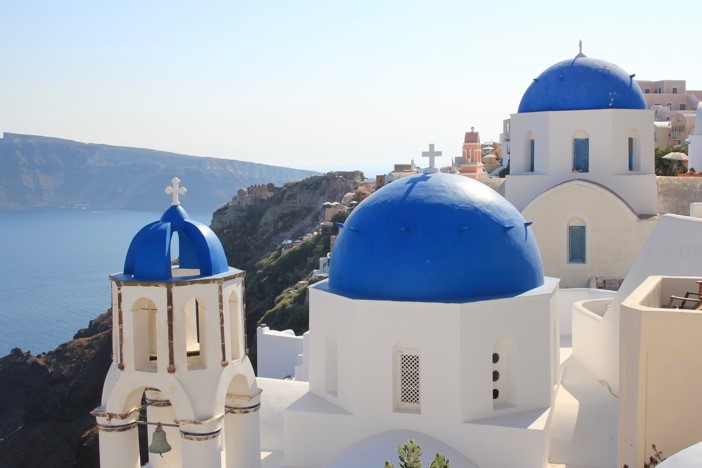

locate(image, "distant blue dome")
[[328, 173, 544, 303], [518, 55, 646, 113], [123, 205, 228, 281]]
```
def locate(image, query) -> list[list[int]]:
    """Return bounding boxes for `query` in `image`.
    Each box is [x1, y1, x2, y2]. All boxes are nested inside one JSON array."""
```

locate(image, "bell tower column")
[[94, 414, 140, 468], [224, 392, 262, 468], [180, 423, 225, 468]]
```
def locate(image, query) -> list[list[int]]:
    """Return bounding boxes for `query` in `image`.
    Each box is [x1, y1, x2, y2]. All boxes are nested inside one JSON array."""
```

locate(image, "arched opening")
[[325, 329, 338, 396], [131, 298, 158, 371], [394, 341, 420, 412], [567, 217, 587, 264], [493, 337, 517, 410], [628, 129, 640, 171], [228, 291, 243, 361], [524, 131, 535, 173], [184, 297, 206, 368], [572, 130, 589, 173]]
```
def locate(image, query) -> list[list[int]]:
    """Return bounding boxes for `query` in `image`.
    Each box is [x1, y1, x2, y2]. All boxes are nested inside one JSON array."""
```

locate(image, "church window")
[[568, 224, 586, 264], [325, 329, 338, 396], [185, 298, 206, 368], [529, 139, 535, 172], [628, 137, 634, 171], [573, 137, 589, 172], [395, 347, 420, 412], [131, 298, 158, 372], [628, 130, 640, 172], [228, 291, 242, 361]]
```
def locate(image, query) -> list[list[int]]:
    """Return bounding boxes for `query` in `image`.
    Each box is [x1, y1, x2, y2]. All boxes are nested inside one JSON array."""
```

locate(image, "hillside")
[[0, 133, 319, 213], [211, 171, 363, 344]]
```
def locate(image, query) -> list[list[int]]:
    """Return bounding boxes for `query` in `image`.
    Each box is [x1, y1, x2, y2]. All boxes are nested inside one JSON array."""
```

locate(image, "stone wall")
[[657, 176, 702, 215]]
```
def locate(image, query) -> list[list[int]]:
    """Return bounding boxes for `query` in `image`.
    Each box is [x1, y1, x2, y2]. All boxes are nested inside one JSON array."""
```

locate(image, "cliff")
[[212, 171, 363, 344], [0, 311, 112, 467], [0, 133, 319, 213]]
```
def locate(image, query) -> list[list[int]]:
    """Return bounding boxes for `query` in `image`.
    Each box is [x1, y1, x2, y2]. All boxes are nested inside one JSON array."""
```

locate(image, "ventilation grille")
[[400, 352, 420, 407]]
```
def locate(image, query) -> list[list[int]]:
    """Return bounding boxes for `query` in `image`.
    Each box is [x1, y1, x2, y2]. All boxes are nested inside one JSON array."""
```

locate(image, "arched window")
[[628, 130, 640, 171], [568, 218, 587, 264], [572, 130, 589, 173], [185, 297, 206, 368], [493, 337, 517, 410], [394, 343, 420, 412], [524, 131, 535, 173], [228, 291, 242, 361], [131, 298, 158, 371], [325, 329, 338, 396]]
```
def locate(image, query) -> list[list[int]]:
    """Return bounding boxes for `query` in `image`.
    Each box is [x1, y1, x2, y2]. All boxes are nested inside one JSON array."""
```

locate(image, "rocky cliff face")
[[0, 133, 319, 213], [0, 311, 112, 467], [212, 171, 363, 272]]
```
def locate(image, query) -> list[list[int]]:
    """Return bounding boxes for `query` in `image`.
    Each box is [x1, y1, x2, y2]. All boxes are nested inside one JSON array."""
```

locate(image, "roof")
[[123, 204, 229, 281], [327, 172, 544, 302], [518, 55, 647, 113]]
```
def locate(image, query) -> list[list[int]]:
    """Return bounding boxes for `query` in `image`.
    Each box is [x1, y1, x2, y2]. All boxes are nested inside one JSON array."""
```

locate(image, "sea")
[[0, 208, 212, 357]]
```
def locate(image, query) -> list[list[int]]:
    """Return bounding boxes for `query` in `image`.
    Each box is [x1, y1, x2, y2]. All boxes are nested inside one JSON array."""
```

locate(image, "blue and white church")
[[503, 48, 659, 288], [284, 171, 559, 467]]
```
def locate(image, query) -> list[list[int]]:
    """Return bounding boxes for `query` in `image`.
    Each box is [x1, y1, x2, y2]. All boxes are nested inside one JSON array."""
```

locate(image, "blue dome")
[[518, 55, 646, 113], [123, 205, 229, 281], [328, 173, 544, 303]]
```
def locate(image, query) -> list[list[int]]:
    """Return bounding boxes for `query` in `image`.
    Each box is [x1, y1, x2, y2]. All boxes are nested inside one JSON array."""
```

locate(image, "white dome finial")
[[165, 177, 187, 205]]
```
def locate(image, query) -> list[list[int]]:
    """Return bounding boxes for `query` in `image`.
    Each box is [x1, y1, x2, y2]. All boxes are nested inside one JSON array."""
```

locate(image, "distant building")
[[636, 79, 701, 148]]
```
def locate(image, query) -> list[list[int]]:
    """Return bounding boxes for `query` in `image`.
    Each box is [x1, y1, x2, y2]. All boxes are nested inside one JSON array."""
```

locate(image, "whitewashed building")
[[284, 172, 559, 467], [503, 48, 659, 287]]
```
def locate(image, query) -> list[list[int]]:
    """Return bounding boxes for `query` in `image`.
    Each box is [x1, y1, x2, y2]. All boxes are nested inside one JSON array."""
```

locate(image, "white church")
[[94, 49, 702, 467]]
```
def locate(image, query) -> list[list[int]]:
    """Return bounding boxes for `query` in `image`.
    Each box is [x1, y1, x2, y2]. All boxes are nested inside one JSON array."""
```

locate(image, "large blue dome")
[[328, 172, 544, 303], [518, 55, 646, 113], [123, 205, 229, 281]]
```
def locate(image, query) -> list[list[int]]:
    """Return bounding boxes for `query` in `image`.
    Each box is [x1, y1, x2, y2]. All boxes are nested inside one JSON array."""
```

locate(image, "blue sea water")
[[0, 208, 212, 356]]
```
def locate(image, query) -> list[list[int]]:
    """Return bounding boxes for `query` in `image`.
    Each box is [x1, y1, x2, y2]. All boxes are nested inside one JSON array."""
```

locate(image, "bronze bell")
[[148, 423, 172, 456]]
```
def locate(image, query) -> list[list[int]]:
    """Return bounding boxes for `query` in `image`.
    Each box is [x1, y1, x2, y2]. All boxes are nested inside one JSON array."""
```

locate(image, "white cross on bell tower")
[[421, 144, 442, 174], [165, 177, 187, 206]]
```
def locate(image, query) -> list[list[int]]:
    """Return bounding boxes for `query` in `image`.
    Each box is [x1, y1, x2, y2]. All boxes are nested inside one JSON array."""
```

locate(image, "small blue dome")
[[123, 205, 229, 281], [518, 55, 646, 113], [328, 173, 544, 303]]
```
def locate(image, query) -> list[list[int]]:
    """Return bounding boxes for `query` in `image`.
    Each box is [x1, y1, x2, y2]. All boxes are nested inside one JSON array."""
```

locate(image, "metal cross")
[[165, 177, 187, 206], [421, 143, 442, 170]]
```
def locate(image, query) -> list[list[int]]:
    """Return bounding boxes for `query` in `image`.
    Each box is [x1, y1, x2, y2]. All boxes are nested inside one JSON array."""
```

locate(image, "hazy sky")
[[2, 1, 701, 177]]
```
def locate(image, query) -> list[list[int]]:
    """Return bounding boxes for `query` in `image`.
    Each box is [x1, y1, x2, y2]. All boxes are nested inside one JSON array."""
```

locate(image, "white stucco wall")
[[523, 180, 657, 288], [256, 327, 303, 379], [284, 278, 559, 467], [505, 108, 657, 215], [619, 276, 702, 468]]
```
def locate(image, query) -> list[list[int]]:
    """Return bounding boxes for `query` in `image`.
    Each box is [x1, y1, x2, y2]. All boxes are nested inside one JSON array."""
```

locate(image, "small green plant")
[[384, 439, 450, 468], [644, 444, 666, 468]]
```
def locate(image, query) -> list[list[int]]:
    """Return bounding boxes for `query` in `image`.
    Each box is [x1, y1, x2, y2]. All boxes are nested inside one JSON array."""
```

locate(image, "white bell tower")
[[92, 178, 261, 468]]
